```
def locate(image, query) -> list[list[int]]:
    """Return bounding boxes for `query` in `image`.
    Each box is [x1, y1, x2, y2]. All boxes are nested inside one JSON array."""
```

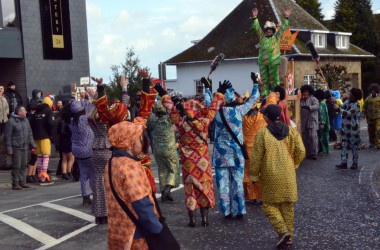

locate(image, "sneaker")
[[276, 233, 291, 248], [286, 239, 293, 245], [336, 163, 347, 169], [224, 214, 233, 220], [38, 180, 54, 186], [235, 214, 244, 220]]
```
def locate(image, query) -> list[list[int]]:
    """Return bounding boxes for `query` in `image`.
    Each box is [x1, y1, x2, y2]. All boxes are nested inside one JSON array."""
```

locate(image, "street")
[[1, 139, 380, 249]]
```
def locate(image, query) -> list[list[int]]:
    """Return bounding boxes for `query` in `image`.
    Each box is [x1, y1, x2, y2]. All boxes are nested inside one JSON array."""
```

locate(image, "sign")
[[80, 77, 90, 86], [280, 28, 299, 51], [40, 0, 73, 59]]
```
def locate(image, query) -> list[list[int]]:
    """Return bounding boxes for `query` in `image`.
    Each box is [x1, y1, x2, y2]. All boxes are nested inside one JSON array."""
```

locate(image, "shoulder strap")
[[185, 117, 208, 145], [219, 108, 244, 149]]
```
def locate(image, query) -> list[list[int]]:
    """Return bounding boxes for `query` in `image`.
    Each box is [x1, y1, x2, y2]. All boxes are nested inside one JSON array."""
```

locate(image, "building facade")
[[0, 0, 89, 102]]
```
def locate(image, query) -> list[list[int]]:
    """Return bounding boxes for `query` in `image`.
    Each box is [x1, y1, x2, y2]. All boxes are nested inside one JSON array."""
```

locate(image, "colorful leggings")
[[341, 138, 359, 164], [215, 166, 246, 216], [318, 129, 329, 154], [259, 63, 279, 96], [37, 155, 50, 182], [263, 202, 294, 239], [76, 157, 94, 197]]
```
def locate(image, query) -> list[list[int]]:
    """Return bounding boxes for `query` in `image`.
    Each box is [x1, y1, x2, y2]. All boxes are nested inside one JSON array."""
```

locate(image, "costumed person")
[[250, 104, 305, 248], [251, 7, 291, 96], [92, 70, 157, 193], [363, 84, 380, 149], [314, 89, 330, 155], [69, 100, 94, 205], [156, 79, 229, 227], [336, 88, 363, 170], [274, 85, 291, 125], [330, 90, 343, 149], [300, 85, 319, 160], [104, 120, 163, 250], [211, 77, 260, 219], [243, 91, 278, 204], [147, 100, 180, 202], [30, 97, 55, 184]]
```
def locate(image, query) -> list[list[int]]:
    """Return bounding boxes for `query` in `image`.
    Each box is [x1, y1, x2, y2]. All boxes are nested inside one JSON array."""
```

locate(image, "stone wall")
[[20, 0, 90, 98]]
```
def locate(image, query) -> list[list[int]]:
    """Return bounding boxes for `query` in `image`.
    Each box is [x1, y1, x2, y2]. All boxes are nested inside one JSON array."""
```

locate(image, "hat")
[[261, 104, 281, 122], [42, 97, 53, 108], [264, 21, 276, 31], [7, 81, 15, 87], [108, 118, 146, 149], [70, 100, 84, 114]]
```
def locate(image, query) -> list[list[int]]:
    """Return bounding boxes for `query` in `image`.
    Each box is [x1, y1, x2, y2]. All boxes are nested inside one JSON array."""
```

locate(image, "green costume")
[[318, 100, 330, 154], [363, 96, 380, 148], [147, 101, 180, 192], [252, 18, 290, 96]]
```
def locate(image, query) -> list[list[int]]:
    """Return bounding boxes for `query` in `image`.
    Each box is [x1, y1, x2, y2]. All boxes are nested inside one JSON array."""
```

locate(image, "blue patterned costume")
[[212, 85, 259, 216]]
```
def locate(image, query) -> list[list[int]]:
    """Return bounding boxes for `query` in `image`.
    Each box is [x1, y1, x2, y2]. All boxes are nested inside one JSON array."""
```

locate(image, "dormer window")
[[311, 33, 326, 48], [336, 35, 349, 49]]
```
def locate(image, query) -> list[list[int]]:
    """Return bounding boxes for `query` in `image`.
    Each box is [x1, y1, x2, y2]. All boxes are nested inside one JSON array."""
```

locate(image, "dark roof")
[[165, 0, 373, 64]]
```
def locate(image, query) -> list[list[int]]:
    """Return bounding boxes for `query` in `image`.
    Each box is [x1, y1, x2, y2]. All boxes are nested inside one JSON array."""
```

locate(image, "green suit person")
[[251, 7, 291, 96]]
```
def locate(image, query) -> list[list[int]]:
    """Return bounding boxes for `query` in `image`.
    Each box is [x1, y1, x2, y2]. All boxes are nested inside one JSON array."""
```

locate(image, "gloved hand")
[[217, 80, 232, 94], [175, 102, 187, 117], [251, 72, 259, 83], [97, 84, 105, 98], [201, 77, 212, 90], [171, 96, 181, 106], [154, 83, 167, 97]]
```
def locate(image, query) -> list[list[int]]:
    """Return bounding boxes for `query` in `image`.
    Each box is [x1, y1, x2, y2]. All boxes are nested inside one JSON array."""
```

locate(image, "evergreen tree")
[[107, 47, 150, 104], [295, 0, 324, 22]]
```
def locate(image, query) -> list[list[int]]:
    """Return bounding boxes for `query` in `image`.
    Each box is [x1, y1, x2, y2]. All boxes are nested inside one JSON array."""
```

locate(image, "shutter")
[[0, 58, 27, 104]]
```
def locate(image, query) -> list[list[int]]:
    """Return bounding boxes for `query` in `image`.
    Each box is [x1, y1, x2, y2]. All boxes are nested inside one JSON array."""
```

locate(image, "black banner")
[[40, 0, 73, 60]]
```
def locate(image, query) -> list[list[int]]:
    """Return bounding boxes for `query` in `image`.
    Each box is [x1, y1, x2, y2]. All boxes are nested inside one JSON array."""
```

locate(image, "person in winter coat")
[[363, 84, 380, 149], [0, 85, 9, 135], [250, 104, 305, 248], [30, 97, 55, 184], [4, 105, 37, 190], [4, 81, 23, 117], [29, 89, 43, 107]]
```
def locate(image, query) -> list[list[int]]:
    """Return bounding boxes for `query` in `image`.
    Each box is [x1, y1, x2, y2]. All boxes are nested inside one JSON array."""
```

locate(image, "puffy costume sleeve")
[[251, 18, 264, 40], [250, 129, 265, 182], [204, 88, 213, 108], [161, 95, 182, 126], [138, 91, 157, 120], [275, 18, 290, 39], [237, 84, 260, 116], [204, 92, 225, 122]]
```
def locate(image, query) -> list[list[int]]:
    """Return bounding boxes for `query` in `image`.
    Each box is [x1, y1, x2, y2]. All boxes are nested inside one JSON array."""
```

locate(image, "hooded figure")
[[29, 89, 43, 107], [212, 81, 260, 219], [4, 81, 23, 116]]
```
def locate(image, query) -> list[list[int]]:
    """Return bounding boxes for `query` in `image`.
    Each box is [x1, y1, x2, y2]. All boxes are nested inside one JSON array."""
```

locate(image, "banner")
[[40, 0, 73, 59], [280, 28, 299, 51]]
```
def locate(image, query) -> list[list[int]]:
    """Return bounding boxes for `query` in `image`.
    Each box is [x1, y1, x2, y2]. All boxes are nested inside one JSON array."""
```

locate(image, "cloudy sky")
[[85, 0, 380, 82]]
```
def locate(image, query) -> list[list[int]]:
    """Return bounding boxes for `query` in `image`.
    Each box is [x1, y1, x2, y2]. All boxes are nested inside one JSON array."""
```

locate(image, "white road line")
[[0, 194, 81, 214], [40, 203, 94, 223], [35, 223, 97, 250], [0, 213, 57, 245]]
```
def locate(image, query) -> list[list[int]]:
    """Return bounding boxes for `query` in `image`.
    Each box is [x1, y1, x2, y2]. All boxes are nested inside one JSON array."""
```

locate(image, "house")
[[163, 0, 374, 97]]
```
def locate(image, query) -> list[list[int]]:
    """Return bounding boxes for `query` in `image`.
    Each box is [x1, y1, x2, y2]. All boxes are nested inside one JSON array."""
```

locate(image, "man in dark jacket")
[[30, 97, 55, 184], [29, 89, 43, 107], [4, 81, 23, 117], [4, 105, 37, 190]]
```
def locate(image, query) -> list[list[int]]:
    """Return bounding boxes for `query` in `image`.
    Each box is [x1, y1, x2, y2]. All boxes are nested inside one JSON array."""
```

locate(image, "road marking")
[[40, 202, 94, 222], [0, 213, 57, 245], [35, 223, 97, 250]]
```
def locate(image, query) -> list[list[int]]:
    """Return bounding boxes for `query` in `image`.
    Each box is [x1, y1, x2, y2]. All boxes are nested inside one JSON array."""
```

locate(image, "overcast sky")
[[85, 0, 380, 82]]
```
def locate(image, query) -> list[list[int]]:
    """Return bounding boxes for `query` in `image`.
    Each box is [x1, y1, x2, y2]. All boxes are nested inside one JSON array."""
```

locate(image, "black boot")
[[200, 208, 209, 227], [335, 163, 347, 169], [188, 211, 196, 227], [161, 185, 174, 202], [83, 195, 92, 206], [95, 216, 108, 224], [350, 163, 358, 170]]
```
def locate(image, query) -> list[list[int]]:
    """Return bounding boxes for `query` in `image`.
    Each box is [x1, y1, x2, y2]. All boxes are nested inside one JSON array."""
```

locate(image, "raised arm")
[[237, 84, 260, 115], [201, 77, 213, 107], [251, 8, 263, 38], [275, 7, 291, 38]]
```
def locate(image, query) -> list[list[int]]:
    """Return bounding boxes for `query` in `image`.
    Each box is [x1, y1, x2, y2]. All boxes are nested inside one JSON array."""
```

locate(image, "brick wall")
[[20, 0, 90, 98]]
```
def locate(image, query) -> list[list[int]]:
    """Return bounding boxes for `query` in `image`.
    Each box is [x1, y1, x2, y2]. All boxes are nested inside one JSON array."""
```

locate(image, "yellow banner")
[[280, 28, 299, 51]]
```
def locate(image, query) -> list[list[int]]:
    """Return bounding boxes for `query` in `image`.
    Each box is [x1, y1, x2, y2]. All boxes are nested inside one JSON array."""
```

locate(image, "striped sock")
[[37, 155, 44, 180]]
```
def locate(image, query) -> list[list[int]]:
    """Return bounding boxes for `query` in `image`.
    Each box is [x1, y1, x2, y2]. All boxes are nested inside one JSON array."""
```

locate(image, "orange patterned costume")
[[243, 92, 278, 201], [96, 90, 157, 193], [161, 93, 225, 211]]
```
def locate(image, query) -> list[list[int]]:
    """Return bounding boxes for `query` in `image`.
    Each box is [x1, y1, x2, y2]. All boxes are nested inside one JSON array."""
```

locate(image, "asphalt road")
[[0, 142, 379, 249]]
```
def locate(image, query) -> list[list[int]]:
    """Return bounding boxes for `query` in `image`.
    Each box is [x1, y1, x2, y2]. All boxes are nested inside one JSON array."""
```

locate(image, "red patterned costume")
[[161, 93, 225, 211]]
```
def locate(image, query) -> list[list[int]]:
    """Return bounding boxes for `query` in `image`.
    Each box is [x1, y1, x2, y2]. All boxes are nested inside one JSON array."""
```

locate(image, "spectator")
[[274, 86, 291, 125], [29, 89, 43, 107], [300, 85, 319, 160], [4, 105, 37, 190], [336, 88, 363, 170], [4, 81, 23, 117], [26, 103, 38, 183], [0, 85, 9, 135], [314, 89, 330, 155], [250, 104, 305, 248]]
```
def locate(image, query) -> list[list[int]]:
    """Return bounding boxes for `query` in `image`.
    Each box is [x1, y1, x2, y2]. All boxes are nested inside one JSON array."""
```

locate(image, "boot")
[[95, 216, 108, 224], [62, 173, 70, 180], [350, 163, 358, 170], [19, 182, 31, 188], [200, 207, 209, 227], [188, 211, 196, 227], [26, 176, 35, 183], [335, 163, 347, 169], [12, 184, 22, 190], [161, 185, 174, 202], [83, 195, 92, 206]]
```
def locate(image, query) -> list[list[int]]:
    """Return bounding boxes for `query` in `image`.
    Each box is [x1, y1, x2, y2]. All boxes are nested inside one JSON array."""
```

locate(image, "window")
[[195, 80, 204, 95], [336, 35, 349, 49], [303, 75, 316, 88], [311, 33, 326, 48], [0, 0, 18, 28]]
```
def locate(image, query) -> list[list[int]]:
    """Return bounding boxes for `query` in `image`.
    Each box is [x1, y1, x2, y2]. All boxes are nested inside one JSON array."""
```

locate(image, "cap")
[[261, 104, 281, 122]]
